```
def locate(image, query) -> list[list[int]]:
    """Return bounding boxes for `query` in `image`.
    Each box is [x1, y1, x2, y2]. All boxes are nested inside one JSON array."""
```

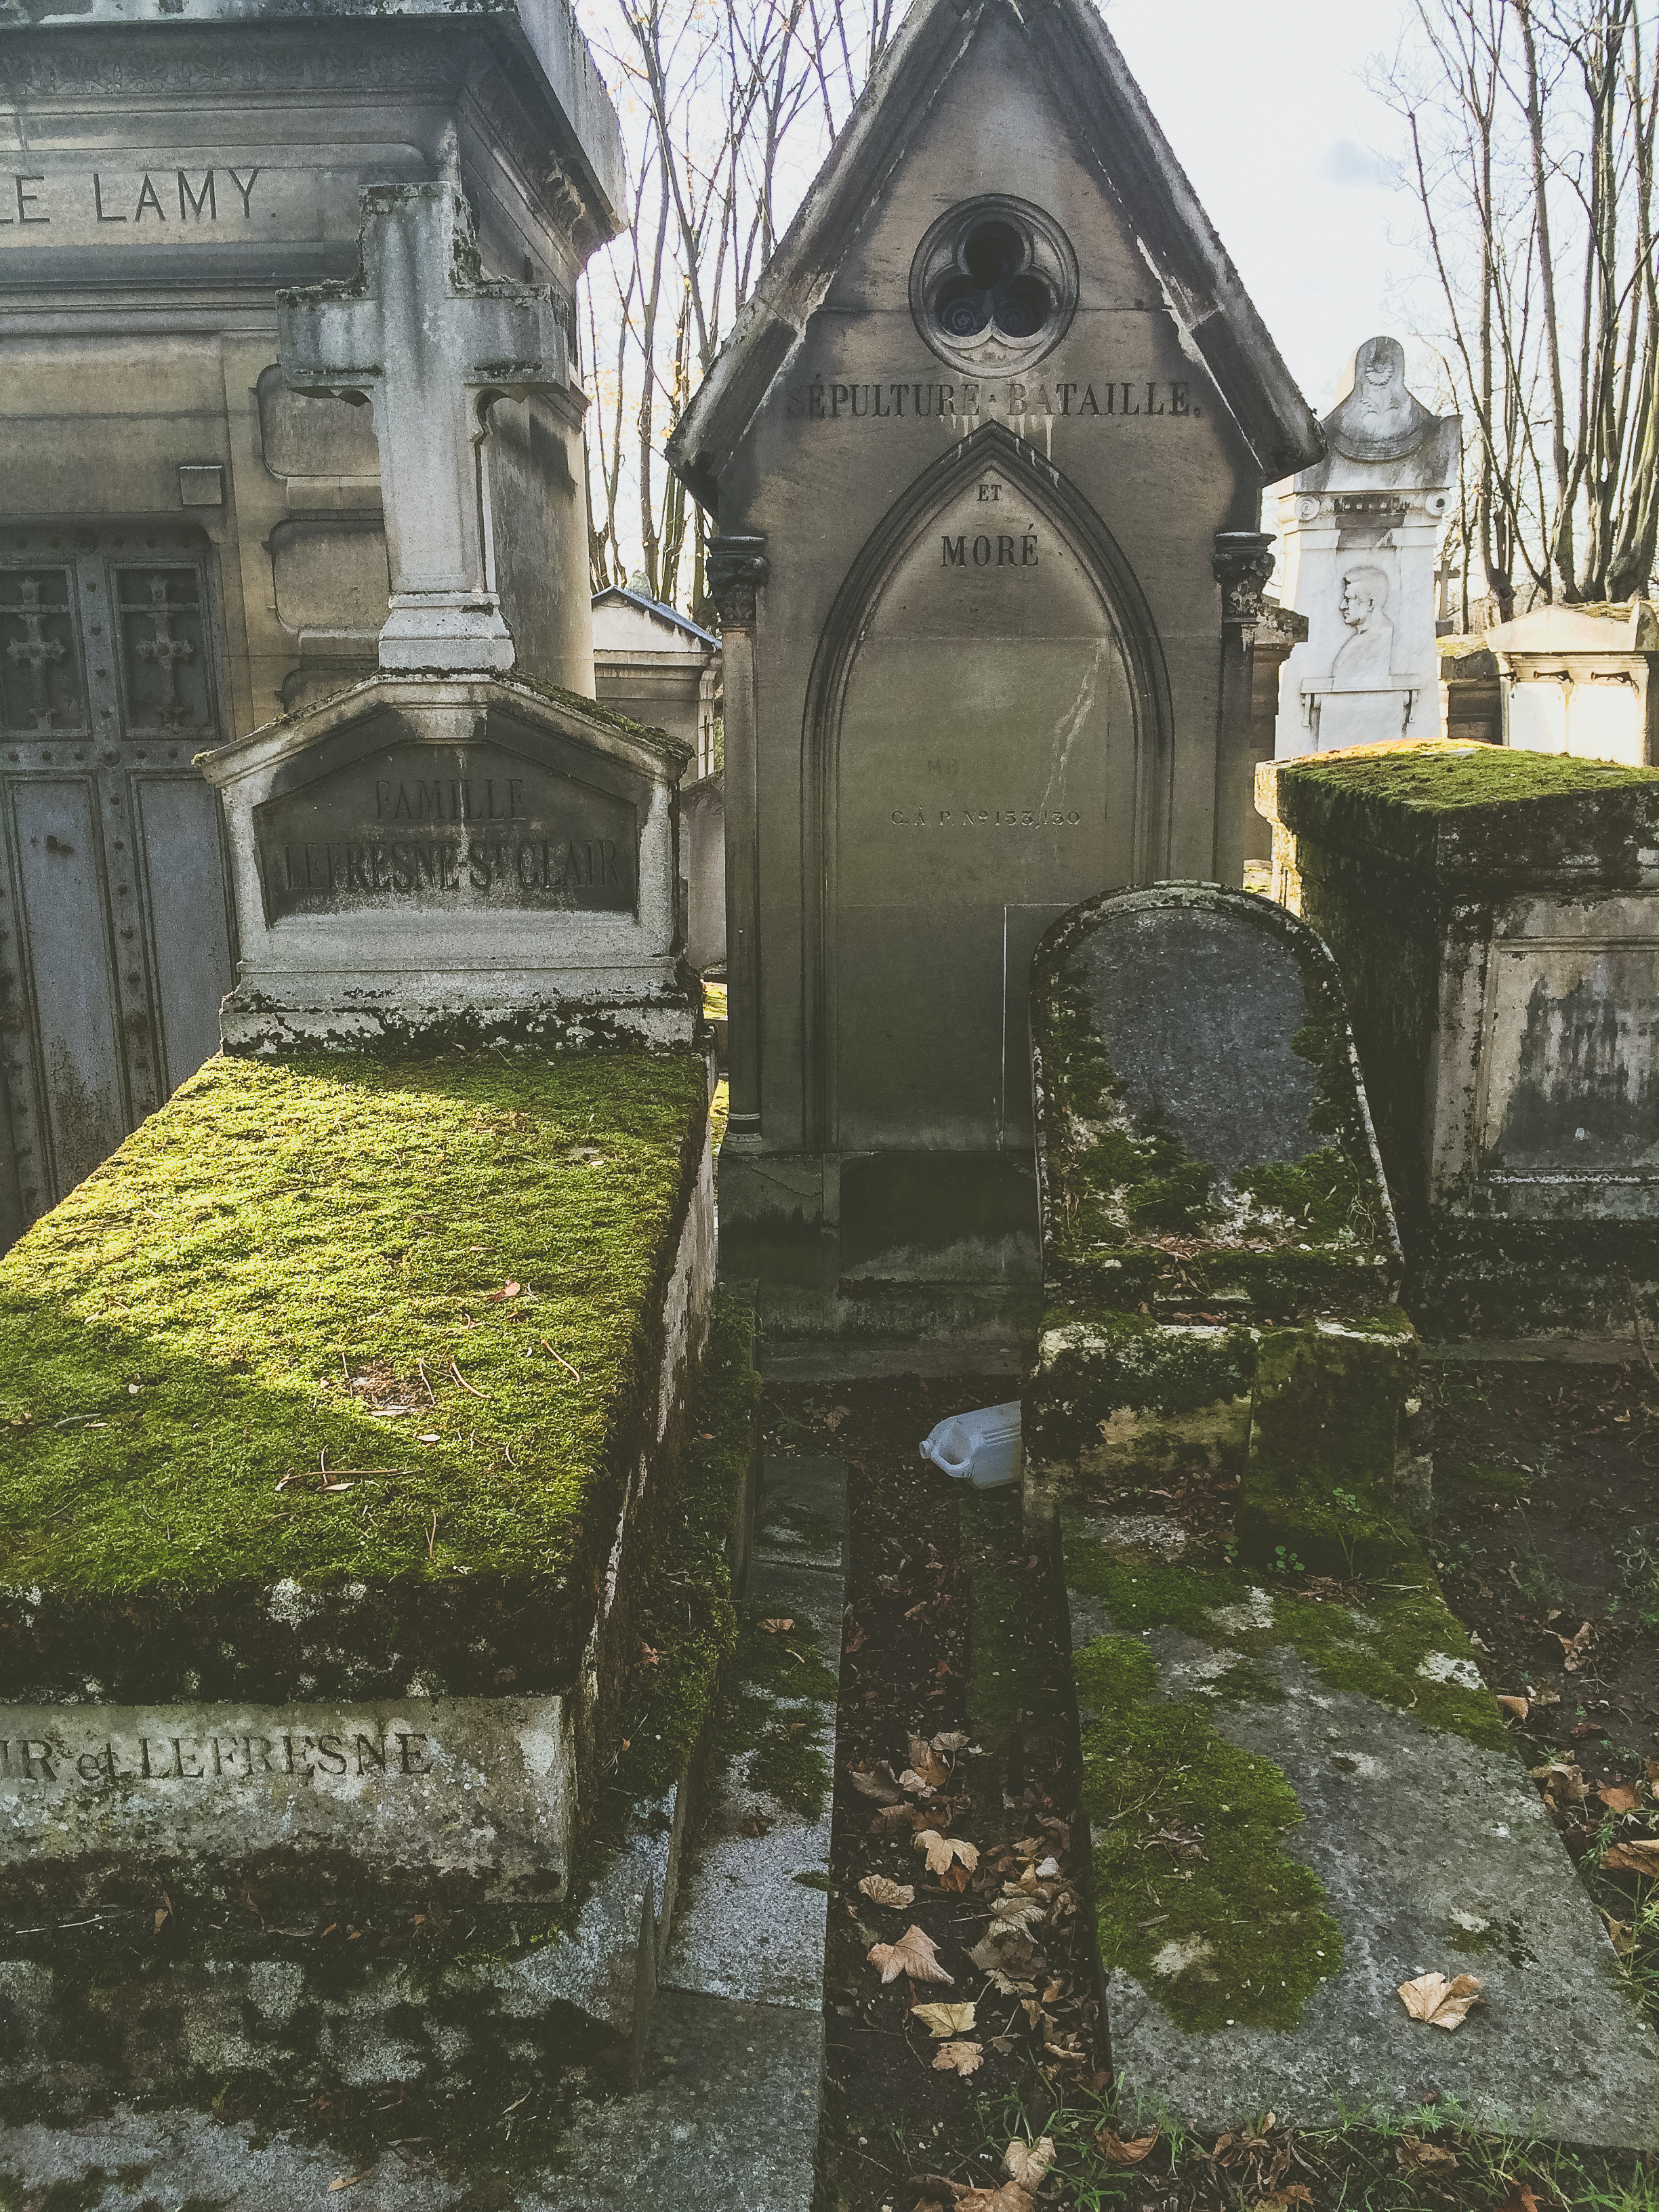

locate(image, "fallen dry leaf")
[[1601, 1911, 1637, 1958], [1397, 1971, 1483, 2030], [329, 2176, 373, 2194], [483, 1281, 520, 1300], [899, 1767, 939, 1797], [1602, 1837, 1659, 1877], [850, 1764, 905, 1805], [1096, 2127, 1160, 2165], [956, 2184, 1033, 2212], [912, 2001, 976, 2038], [1003, 2137, 1057, 2187], [1396, 2136, 1459, 2175], [1496, 1694, 1530, 1721], [933, 1729, 970, 1753], [1600, 1784, 1640, 1813], [907, 1734, 951, 1787], [1490, 2188, 1542, 2212], [1555, 1622, 1595, 1671], [1254, 2189, 1315, 2209], [931, 2038, 983, 2076], [760, 1618, 795, 1634], [867, 1923, 952, 1984], [869, 1801, 930, 1834], [857, 1875, 914, 1908], [1530, 1761, 1588, 1804], [916, 1829, 980, 1877], [989, 1896, 1046, 1937]]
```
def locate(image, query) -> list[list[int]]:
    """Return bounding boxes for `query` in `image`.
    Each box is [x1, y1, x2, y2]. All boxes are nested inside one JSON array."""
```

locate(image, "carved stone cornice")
[[705, 534, 769, 628], [1212, 530, 1276, 625]]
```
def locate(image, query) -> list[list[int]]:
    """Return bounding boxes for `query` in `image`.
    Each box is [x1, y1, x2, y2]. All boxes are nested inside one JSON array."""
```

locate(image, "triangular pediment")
[[667, 0, 1321, 508]]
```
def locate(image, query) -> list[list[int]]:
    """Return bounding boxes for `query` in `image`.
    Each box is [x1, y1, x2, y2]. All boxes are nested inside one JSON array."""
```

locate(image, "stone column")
[[1211, 530, 1276, 886], [705, 533, 769, 1139]]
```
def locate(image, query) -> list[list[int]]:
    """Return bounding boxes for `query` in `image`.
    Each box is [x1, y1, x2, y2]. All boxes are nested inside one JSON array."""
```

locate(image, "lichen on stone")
[[1063, 1538, 1511, 1752]]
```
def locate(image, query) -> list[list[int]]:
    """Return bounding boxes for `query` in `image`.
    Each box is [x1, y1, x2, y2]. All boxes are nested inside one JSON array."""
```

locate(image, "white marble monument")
[[1274, 336, 1460, 756]]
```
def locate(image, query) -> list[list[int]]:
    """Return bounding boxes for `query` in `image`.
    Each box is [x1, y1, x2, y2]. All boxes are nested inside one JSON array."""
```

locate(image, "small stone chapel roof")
[[592, 585, 720, 651], [667, 0, 1323, 510]]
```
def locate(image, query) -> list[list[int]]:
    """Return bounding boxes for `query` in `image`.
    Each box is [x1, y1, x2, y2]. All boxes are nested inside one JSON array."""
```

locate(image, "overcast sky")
[[1105, 0, 1427, 421]]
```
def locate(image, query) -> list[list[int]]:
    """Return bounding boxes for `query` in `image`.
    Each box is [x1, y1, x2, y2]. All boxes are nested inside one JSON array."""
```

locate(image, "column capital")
[[705, 534, 769, 627], [1212, 530, 1277, 625]]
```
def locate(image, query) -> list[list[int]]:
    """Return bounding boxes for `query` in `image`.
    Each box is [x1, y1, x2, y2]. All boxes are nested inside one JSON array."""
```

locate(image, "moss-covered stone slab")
[[0, 1046, 718, 2089], [1256, 739, 1659, 1336], [660, 1457, 847, 2013], [1061, 1522, 1659, 2144], [1025, 884, 1408, 1530], [1, 1050, 710, 1702]]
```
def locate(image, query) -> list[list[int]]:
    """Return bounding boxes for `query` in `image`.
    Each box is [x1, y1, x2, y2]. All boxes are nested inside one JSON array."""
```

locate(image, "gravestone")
[[1486, 600, 1659, 764], [1024, 882, 1659, 2144], [1274, 336, 1460, 756], [1022, 882, 1411, 1572], [1257, 738, 1659, 1338], [0, 0, 622, 1247], [665, 0, 1322, 1347]]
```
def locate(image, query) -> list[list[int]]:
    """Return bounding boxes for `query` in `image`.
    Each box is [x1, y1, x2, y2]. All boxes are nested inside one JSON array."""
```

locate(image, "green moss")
[[613, 1295, 759, 1802], [1284, 741, 1658, 813], [1076, 1635, 1341, 2032], [710, 1608, 838, 1819], [0, 1052, 708, 1603], [1235, 1324, 1416, 1579], [1063, 1543, 1510, 1752]]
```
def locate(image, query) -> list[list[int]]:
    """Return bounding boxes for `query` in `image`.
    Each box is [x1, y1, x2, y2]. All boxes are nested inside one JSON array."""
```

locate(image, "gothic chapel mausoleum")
[[668, 0, 1323, 1338]]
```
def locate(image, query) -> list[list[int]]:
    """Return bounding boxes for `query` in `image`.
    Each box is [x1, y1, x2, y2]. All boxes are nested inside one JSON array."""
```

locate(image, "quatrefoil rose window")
[[910, 197, 1079, 375]]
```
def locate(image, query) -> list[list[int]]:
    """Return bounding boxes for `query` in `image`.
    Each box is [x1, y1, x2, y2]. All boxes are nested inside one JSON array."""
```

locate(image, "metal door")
[[0, 523, 237, 1250]]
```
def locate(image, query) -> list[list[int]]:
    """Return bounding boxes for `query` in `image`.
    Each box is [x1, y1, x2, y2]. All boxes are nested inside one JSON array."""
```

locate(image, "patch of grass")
[[972, 2070, 1658, 2211]]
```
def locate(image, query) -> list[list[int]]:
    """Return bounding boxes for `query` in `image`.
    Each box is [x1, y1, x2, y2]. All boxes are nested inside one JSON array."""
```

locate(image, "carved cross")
[[276, 132, 569, 673], [136, 578, 197, 728], [5, 577, 68, 731]]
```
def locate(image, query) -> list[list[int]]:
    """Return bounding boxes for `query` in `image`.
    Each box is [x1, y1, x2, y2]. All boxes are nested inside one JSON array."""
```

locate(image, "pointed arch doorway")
[[802, 423, 1172, 1282]]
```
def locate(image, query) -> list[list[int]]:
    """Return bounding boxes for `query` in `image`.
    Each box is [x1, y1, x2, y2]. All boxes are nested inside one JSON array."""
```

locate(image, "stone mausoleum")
[[0, 0, 623, 1251], [668, 0, 1323, 1345]]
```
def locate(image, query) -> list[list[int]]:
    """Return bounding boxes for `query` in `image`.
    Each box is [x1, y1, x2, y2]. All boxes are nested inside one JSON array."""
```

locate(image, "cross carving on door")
[[136, 577, 198, 728], [5, 577, 68, 731], [276, 131, 571, 673]]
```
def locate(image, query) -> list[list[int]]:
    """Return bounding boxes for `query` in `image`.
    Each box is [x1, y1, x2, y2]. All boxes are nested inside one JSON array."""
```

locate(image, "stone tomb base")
[[0, 1051, 719, 2100]]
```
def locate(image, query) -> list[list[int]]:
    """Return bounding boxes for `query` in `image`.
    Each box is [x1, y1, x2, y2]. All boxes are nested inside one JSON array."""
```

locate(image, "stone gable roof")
[[666, 0, 1322, 512]]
